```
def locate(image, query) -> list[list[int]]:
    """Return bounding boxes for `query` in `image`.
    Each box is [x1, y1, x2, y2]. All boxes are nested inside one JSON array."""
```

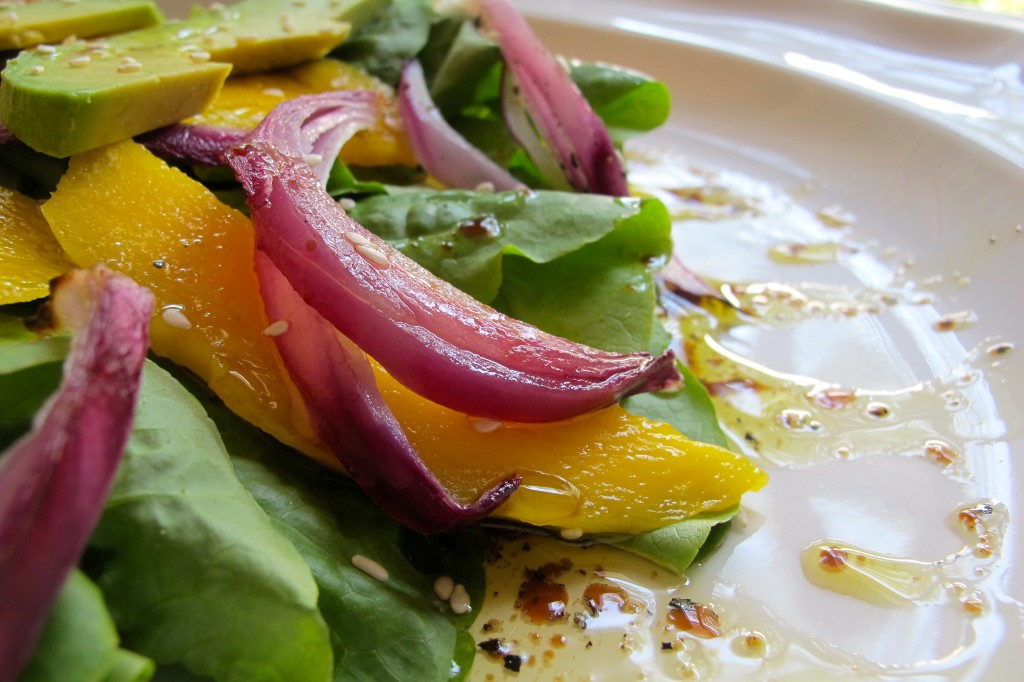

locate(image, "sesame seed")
[[188, 50, 211, 63], [68, 55, 91, 68], [161, 308, 192, 330], [449, 584, 472, 615], [35, 43, 55, 54], [471, 418, 502, 434], [209, 1, 225, 9], [302, 153, 323, 165], [351, 554, 388, 582], [262, 87, 285, 97], [338, 198, 356, 211], [559, 527, 584, 540], [434, 575, 455, 601], [356, 244, 390, 268], [474, 181, 496, 193], [28, 65, 44, 75], [343, 230, 371, 246], [262, 320, 290, 337], [118, 61, 142, 73]]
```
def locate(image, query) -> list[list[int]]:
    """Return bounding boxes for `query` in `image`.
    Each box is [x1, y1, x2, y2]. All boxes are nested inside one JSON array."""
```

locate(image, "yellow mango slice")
[[42, 140, 766, 534], [187, 58, 416, 168], [0, 186, 70, 304]]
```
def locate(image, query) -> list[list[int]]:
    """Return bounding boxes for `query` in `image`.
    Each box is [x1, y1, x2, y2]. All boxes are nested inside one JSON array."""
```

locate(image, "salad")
[[0, 0, 768, 680]]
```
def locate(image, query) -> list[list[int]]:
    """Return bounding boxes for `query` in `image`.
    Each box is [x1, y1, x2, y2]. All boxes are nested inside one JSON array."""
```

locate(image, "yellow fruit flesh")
[[0, 186, 70, 304], [187, 59, 416, 168], [42, 140, 766, 534]]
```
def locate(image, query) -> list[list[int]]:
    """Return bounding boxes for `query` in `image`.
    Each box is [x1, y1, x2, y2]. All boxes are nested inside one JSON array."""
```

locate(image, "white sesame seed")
[[449, 584, 471, 615], [262, 320, 290, 337], [471, 418, 502, 434], [302, 153, 323, 165], [474, 181, 496, 193], [262, 87, 285, 97], [28, 65, 44, 75], [118, 62, 142, 73], [188, 50, 211, 63], [356, 244, 390, 268], [351, 554, 388, 582], [559, 527, 584, 540], [209, 1, 225, 9], [35, 43, 56, 54], [161, 308, 192, 330], [434, 575, 455, 601], [338, 198, 356, 211], [68, 55, 91, 68], [343, 230, 371, 246]]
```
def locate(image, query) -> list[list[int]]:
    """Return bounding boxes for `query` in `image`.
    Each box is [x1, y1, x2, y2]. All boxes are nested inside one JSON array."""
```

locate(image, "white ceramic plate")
[[465, 1, 1024, 680]]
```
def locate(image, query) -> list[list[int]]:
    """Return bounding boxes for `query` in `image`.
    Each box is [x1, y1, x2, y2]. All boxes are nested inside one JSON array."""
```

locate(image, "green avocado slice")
[[0, 0, 163, 51], [0, 0, 386, 158]]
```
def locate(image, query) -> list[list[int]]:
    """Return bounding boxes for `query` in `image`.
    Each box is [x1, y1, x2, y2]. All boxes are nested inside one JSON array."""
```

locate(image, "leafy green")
[[19, 570, 154, 682], [568, 61, 672, 145], [332, 0, 436, 86], [349, 189, 671, 352], [608, 506, 738, 574], [419, 17, 501, 117], [622, 362, 729, 448], [87, 362, 334, 682], [163, 362, 485, 682]]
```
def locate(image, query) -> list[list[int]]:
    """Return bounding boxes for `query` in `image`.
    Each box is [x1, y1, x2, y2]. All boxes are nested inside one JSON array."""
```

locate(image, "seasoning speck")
[[161, 307, 192, 330], [262, 320, 290, 337], [351, 554, 388, 582]]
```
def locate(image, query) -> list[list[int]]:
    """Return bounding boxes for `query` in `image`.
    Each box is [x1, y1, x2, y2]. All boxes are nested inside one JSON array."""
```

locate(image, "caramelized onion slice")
[[398, 59, 522, 191], [228, 117, 678, 421], [479, 0, 628, 196], [255, 251, 519, 532], [0, 266, 153, 679]]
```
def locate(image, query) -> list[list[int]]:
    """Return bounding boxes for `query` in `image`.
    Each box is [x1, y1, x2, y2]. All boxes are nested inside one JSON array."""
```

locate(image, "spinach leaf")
[[163, 362, 485, 682], [608, 506, 738, 574], [349, 189, 671, 352], [88, 362, 334, 682], [332, 0, 436, 86], [19, 570, 154, 682], [568, 62, 672, 145], [622, 362, 729, 448]]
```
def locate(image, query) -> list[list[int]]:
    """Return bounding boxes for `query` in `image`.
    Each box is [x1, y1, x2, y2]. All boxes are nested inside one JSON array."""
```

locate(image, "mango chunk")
[[42, 140, 766, 534], [0, 0, 162, 50], [0, 185, 70, 304], [187, 59, 417, 168]]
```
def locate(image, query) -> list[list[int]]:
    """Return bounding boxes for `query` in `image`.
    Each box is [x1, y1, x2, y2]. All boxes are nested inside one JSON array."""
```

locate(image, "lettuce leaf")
[[18, 570, 154, 682], [608, 506, 738, 574], [349, 189, 672, 352], [165, 363, 487, 682]]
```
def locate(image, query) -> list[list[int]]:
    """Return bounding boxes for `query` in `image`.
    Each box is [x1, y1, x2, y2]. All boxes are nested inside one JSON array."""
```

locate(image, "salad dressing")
[[469, 146, 1018, 680]]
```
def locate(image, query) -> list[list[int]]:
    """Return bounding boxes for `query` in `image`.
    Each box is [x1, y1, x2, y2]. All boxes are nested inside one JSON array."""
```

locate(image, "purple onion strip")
[[397, 59, 522, 191], [255, 251, 520, 533], [138, 123, 248, 167], [479, 0, 629, 196], [227, 93, 679, 422], [0, 266, 153, 681]]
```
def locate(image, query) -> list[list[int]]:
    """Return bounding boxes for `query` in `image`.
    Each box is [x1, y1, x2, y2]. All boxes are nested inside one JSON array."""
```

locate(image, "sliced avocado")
[[0, 0, 388, 158], [0, 0, 162, 51], [0, 42, 231, 157]]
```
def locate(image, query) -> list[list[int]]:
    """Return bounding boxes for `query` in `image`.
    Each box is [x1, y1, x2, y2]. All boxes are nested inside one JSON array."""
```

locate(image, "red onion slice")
[[227, 92, 679, 422], [0, 266, 153, 680], [138, 123, 248, 167], [254, 251, 520, 533], [397, 60, 522, 191], [500, 68, 571, 191], [479, 0, 629, 196]]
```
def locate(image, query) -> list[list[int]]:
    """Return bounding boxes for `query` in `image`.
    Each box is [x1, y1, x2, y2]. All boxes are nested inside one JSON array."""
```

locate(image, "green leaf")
[[332, 0, 436, 86], [0, 312, 69, 375], [163, 362, 485, 682], [349, 189, 672, 352], [19, 570, 154, 682], [88, 361, 334, 682], [622, 362, 728, 448], [569, 62, 671, 145], [419, 17, 501, 117], [608, 506, 738, 574]]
